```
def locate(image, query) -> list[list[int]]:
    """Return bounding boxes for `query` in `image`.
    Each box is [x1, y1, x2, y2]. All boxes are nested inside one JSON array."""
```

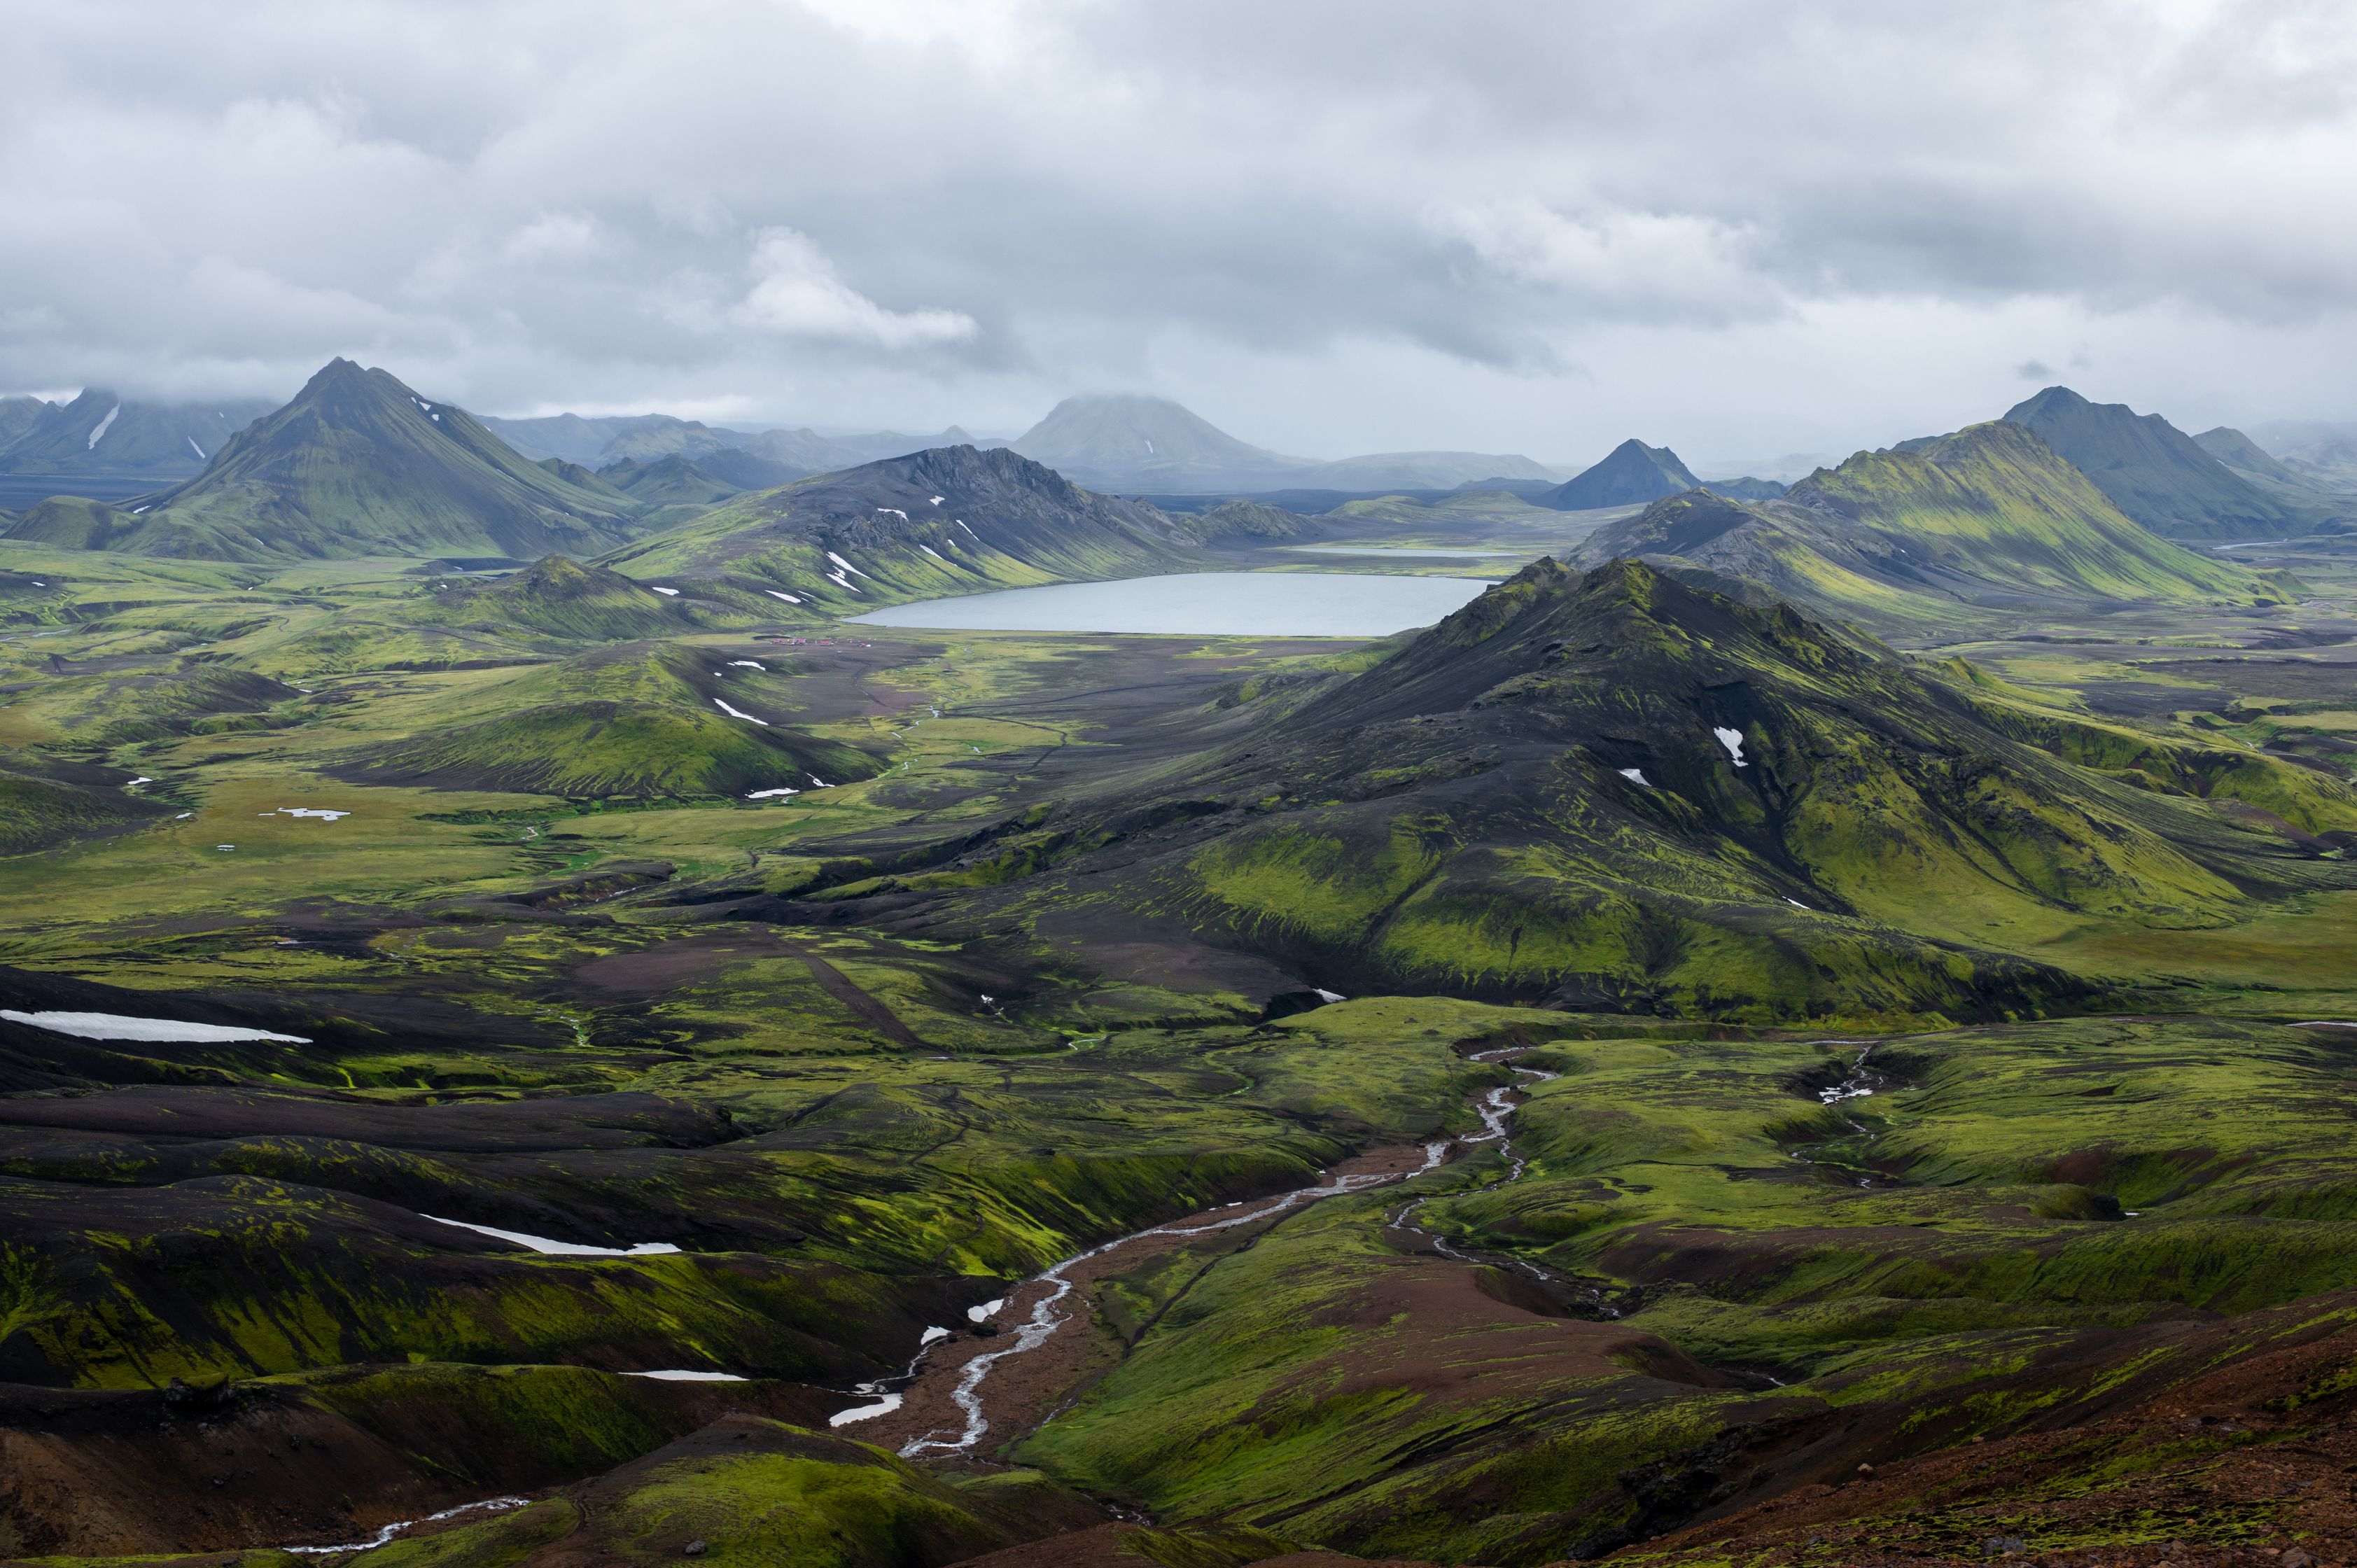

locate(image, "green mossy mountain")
[[601, 443, 1201, 614], [2004, 384, 2344, 540], [1574, 420, 2287, 629], [0, 360, 650, 563], [1541, 438, 1702, 510], [834, 558, 2355, 1021]]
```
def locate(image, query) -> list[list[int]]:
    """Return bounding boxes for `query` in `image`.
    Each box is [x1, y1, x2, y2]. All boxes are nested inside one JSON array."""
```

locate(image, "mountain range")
[[1574, 419, 2284, 629], [481, 412, 991, 475], [3, 360, 644, 561], [2001, 385, 2349, 540]]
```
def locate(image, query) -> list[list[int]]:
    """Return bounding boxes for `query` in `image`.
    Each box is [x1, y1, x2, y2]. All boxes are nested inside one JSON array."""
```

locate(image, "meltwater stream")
[[893, 1164, 1404, 1458], [251, 1051, 1558, 1550], [1386, 1046, 1563, 1282], [888, 1048, 1555, 1459]]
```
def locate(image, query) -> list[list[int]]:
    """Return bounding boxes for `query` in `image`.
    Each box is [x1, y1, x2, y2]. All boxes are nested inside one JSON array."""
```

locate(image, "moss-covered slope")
[[601, 444, 1201, 615], [4, 361, 650, 563], [422, 554, 707, 643], [338, 641, 879, 799], [1574, 421, 2287, 631], [838, 559, 2356, 1020]]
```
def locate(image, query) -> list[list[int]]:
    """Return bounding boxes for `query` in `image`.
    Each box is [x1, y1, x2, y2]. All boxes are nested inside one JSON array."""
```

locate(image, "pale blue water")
[[1284, 545, 1527, 558], [844, 570, 1496, 636]]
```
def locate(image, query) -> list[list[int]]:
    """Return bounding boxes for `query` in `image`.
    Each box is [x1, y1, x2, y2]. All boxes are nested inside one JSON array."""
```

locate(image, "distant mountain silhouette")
[[2192, 426, 2357, 509], [1541, 439, 1702, 510], [0, 389, 273, 479]]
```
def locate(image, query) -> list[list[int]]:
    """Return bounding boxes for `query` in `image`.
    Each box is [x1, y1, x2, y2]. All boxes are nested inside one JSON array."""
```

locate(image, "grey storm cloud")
[[3, 0, 2356, 463]]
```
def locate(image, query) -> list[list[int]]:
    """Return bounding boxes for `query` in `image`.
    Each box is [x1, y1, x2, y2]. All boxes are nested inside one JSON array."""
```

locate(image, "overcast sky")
[[5, 0, 2356, 468]]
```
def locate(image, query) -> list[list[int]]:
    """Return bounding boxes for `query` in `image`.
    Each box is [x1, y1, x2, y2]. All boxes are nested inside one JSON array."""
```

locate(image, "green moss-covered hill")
[[424, 553, 711, 643], [338, 640, 880, 799], [1576, 420, 2288, 631], [1, 360, 650, 563], [599, 443, 1201, 615], [819, 558, 2357, 1022]]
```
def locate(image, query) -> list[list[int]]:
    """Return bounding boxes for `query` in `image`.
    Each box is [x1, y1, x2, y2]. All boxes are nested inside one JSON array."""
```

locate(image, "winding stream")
[[893, 1163, 1408, 1457], [256, 1048, 1563, 1551], [887, 1046, 1561, 1458], [1793, 1041, 1890, 1188]]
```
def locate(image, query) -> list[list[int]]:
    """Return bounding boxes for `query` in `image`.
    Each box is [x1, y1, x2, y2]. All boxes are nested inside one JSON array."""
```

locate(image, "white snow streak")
[[422, 1215, 680, 1256], [1, 1010, 309, 1044]]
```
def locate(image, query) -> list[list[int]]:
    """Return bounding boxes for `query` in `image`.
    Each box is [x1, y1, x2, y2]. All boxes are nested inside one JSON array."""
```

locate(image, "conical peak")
[[302, 357, 372, 391], [2004, 384, 2093, 420]]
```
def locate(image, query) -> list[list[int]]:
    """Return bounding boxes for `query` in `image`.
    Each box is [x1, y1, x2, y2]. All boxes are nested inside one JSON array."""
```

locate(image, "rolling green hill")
[[337, 640, 879, 799], [1, 494, 142, 550], [1574, 420, 2287, 629], [2005, 385, 2344, 540], [602, 442, 1202, 613], [826, 558, 2356, 1023], [424, 552, 712, 642], [1, 360, 651, 563]]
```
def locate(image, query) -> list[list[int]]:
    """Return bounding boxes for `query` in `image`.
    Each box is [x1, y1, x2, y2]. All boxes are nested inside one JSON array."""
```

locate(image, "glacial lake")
[[844, 570, 1497, 637], [1283, 545, 1527, 558]]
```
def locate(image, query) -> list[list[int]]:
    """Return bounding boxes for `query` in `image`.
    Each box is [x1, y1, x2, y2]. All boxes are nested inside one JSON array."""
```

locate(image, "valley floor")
[[3, 531, 2357, 1567]]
